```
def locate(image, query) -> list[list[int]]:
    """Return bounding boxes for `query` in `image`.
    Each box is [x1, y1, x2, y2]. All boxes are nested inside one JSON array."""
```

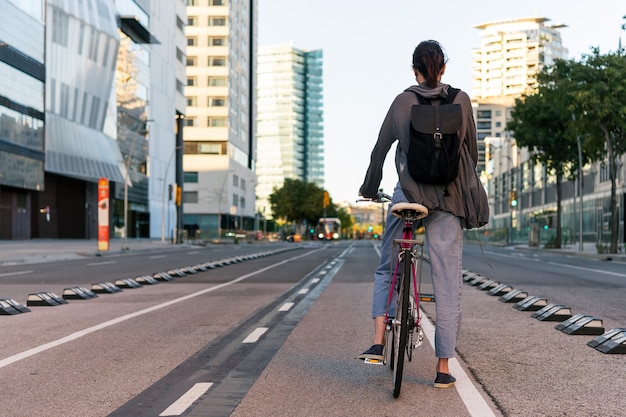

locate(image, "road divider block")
[[587, 328, 626, 354], [477, 279, 499, 291], [63, 287, 98, 300], [136, 275, 159, 285], [499, 289, 528, 303], [0, 298, 30, 314], [513, 296, 548, 311], [154, 272, 174, 281], [91, 282, 122, 294], [114, 278, 142, 288], [27, 292, 67, 306], [488, 284, 512, 296], [555, 314, 605, 335], [531, 304, 572, 322]]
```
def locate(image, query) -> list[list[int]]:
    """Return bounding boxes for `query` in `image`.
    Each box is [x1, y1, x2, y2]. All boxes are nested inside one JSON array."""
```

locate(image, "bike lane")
[[230, 241, 501, 417]]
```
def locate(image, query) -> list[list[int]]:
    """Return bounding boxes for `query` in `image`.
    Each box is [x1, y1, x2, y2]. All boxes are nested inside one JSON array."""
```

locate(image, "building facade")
[[255, 43, 324, 218], [473, 17, 625, 247], [0, 0, 184, 241], [0, 0, 45, 239], [183, 0, 257, 240]]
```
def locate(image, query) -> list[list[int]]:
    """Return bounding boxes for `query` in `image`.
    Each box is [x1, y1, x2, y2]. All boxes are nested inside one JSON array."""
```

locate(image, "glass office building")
[[0, 0, 45, 239], [256, 44, 324, 218]]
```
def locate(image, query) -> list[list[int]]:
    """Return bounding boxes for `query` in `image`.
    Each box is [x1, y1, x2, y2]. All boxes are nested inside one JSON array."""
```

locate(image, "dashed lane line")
[[0, 270, 33, 277], [242, 327, 268, 344], [279, 302, 294, 312], [159, 382, 213, 416]]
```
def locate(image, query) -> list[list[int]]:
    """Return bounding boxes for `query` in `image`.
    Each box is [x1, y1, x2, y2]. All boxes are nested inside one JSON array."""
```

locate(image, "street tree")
[[269, 179, 330, 235], [565, 48, 626, 253], [507, 70, 579, 248]]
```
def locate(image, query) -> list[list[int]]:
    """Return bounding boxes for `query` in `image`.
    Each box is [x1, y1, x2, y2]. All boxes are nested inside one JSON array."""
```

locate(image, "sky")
[[258, 0, 625, 204]]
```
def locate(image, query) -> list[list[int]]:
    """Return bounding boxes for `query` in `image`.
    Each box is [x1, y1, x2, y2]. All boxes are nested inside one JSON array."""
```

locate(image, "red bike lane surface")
[[230, 248, 498, 417]]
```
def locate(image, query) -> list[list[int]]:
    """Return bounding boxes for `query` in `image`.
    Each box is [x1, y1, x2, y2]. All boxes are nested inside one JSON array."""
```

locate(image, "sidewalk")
[[0, 238, 189, 265], [512, 241, 626, 262]]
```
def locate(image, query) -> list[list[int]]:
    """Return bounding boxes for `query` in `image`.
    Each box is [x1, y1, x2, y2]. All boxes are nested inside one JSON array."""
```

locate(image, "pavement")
[[0, 238, 195, 266], [1, 238, 624, 266]]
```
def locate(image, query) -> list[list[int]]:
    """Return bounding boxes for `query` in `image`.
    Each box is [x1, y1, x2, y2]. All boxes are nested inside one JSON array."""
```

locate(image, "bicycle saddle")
[[390, 202, 428, 221]]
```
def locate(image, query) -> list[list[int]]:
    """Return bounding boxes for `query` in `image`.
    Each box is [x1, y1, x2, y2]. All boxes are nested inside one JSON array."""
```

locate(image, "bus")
[[317, 217, 341, 240]]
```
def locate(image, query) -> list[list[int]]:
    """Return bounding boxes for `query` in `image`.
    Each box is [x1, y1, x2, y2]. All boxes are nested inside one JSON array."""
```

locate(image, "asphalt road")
[[0, 240, 624, 416]]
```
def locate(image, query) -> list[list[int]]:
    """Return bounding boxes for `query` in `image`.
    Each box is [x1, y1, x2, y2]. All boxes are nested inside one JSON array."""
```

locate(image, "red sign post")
[[98, 178, 110, 252]]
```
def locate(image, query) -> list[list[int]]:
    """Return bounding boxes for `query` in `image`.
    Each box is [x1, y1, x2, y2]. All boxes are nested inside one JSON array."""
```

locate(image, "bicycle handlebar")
[[356, 192, 392, 204]]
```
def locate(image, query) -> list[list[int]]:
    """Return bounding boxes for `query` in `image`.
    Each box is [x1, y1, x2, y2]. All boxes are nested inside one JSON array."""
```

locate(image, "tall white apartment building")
[[184, 0, 257, 239], [472, 17, 568, 184], [256, 44, 324, 218]]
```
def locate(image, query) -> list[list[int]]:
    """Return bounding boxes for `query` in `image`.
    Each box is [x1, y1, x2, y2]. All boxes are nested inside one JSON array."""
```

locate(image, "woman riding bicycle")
[[357, 40, 488, 388]]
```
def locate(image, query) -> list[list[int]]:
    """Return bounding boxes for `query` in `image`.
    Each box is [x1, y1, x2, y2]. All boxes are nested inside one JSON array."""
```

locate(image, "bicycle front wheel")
[[392, 251, 411, 398]]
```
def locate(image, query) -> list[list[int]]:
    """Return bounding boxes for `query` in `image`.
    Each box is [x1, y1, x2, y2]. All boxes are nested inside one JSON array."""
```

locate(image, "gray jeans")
[[371, 184, 463, 358]]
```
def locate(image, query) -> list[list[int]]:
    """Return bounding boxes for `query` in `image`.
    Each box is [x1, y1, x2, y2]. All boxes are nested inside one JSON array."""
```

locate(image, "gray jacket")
[[359, 83, 489, 229]]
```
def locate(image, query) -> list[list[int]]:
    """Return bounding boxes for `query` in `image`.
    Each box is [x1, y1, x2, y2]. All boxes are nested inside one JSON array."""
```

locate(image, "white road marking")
[[149, 255, 167, 259], [420, 309, 497, 417], [242, 327, 268, 344], [86, 261, 116, 266], [298, 288, 309, 295], [0, 249, 323, 370], [311, 278, 320, 284], [0, 270, 33, 277], [188, 251, 199, 255], [279, 302, 294, 312], [548, 261, 626, 278], [159, 382, 213, 416]]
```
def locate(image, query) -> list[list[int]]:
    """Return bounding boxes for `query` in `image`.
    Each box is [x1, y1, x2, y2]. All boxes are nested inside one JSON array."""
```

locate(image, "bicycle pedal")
[[363, 358, 385, 365]]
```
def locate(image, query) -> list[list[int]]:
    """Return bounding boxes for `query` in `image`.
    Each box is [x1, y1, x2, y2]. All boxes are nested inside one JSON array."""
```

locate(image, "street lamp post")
[[160, 148, 180, 242]]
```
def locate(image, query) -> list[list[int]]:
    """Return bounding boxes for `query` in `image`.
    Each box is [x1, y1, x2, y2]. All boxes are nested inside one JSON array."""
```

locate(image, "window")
[[240, 179, 246, 191], [184, 172, 199, 183], [187, 77, 196, 86], [209, 17, 227, 26], [187, 16, 197, 26], [183, 191, 198, 204], [209, 37, 227, 46], [240, 197, 245, 209], [176, 80, 185, 94], [187, 96, 197, 106], [186, 56, 196, 66], [208, 56, 227, 66], [176, 47, 184, 63], [187, 37, 196, 46], [208, 76, 227, 87], [232, 194, 239, 207], [208, 97, 227, 107], [187, 0, 197, 5], [184, 117, 197, 127], [233, 175, 239, 187], [211, 0, 226, 5], [176, 16, 184, 31], [208, 117, 227, 127], [184, 141, 227, 155]]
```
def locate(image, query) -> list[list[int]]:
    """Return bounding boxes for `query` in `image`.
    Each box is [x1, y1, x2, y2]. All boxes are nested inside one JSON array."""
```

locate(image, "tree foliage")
[[507, 47, 626, 253], [269, 178, 329, 226]]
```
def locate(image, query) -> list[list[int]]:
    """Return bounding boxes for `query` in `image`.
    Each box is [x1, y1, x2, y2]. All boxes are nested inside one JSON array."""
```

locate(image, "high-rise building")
[[0, 0, 45, 239], [183, 0, 257, 240], [256, 43, 324, 218], [472, 17, 568, 177]]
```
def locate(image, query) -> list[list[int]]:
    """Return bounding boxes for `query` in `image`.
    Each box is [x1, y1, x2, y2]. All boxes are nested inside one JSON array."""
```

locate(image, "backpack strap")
[[408, 86, 460, 105]]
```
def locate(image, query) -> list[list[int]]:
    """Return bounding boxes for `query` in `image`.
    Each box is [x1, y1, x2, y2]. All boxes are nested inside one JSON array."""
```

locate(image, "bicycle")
[[359, 193, 434, 398]]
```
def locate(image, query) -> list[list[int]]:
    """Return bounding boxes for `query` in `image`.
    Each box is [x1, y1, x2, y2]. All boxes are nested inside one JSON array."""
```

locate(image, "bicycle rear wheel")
[[392, 250, 411, 398]]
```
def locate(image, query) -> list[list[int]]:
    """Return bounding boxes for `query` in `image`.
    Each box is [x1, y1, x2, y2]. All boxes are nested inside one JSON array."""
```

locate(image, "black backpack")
[[407, 88, 462, 195]]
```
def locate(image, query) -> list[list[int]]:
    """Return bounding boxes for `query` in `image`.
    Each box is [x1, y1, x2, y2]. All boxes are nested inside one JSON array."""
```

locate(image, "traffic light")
[[175, 184, 182, 206], [509, 190, 518, 208], [323, 191, 330, 208]]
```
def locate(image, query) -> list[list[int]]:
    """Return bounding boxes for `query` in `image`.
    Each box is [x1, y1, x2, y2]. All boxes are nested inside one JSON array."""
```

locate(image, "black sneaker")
[[357, 344, 384, 361], [434, 372, 456, 388]]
